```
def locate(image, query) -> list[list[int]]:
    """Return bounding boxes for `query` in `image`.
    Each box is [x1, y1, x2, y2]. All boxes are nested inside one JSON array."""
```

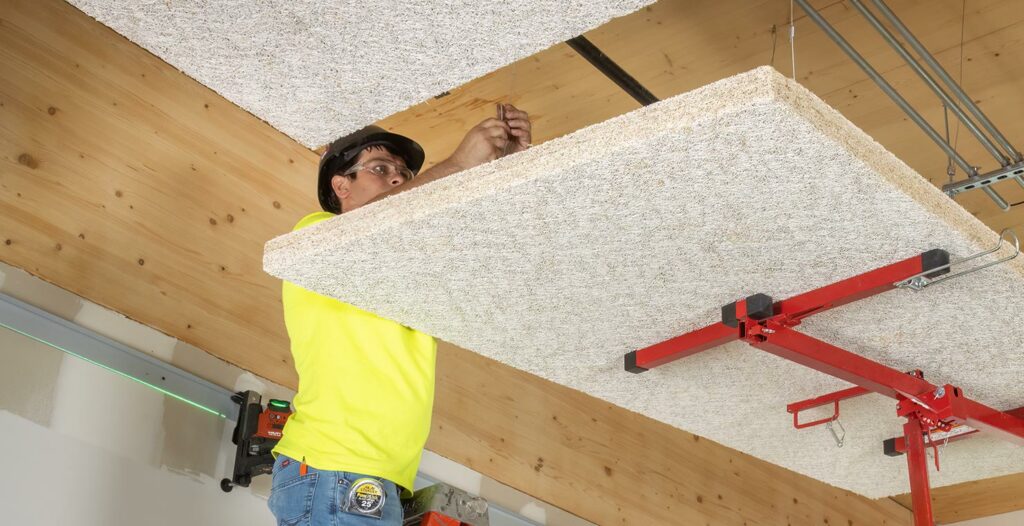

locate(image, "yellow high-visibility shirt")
[[272, 211, 436, 494]]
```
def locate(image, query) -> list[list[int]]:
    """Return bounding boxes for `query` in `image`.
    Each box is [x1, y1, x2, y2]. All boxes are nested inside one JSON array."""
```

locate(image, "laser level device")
[[220, 390, 292, 492]]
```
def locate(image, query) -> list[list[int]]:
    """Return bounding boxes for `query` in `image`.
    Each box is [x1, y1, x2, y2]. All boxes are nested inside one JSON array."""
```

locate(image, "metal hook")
[[825, 418, 846, 448], [895, 229, 1020, 291]]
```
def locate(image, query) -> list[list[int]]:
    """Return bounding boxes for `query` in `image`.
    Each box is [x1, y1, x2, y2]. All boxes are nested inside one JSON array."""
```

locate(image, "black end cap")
[[624, 351, 648, 373], [882, 437, 902, 457], [921, 249, 950, 279], [722, 302, 739, 328], [746, 293, 774, 320]]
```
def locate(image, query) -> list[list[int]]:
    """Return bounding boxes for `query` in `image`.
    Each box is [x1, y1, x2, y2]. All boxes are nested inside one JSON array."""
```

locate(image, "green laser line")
[[1, 322, 227, 418]]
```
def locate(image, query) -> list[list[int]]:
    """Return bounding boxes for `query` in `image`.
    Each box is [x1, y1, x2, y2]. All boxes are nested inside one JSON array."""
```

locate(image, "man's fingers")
[[483, 126, 511, 140], [479, 118, 511, 131], [503, 109, 530, 122], [483, 106, 531, 156], [480, 125, 511, 141], [508, 127, 531, 143], [504, 118, 531, 131], [489, 137, 510, 156], [509, 127, 532, 146]]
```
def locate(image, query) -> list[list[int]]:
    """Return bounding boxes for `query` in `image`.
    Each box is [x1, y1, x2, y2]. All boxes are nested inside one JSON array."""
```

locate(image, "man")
[[268, 105, 532, 525]]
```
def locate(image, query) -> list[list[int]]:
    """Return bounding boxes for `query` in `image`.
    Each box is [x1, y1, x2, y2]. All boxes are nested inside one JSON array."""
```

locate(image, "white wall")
[[0, 325, 275, 526]]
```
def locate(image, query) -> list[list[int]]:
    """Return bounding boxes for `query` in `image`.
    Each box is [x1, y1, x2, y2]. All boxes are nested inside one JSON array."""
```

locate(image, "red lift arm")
[[625, 248, 1024, 526]]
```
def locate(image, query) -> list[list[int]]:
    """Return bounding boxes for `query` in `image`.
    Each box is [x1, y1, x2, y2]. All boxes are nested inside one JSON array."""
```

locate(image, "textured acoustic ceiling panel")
[[263, 67, 1024, 497], [66, 0, 651, 148]]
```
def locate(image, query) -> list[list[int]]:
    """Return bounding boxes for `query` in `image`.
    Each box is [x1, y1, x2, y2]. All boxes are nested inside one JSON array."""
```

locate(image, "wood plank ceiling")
[[1, 0, 1020, 523]]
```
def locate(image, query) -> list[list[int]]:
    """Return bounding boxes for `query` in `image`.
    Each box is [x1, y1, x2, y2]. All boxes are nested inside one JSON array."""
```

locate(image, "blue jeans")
[[268, 455, 403, 526]]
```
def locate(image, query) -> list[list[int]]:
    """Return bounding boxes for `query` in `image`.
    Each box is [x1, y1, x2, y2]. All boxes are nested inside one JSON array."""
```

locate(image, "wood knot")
[[17, 153, 38, 169]]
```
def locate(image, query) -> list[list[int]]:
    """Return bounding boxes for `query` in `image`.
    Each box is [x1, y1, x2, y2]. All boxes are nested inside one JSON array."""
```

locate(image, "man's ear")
[[331, 174, 352, 201]]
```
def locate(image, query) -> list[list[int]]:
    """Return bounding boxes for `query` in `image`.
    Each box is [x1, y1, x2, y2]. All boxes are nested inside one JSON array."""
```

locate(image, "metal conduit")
[[792, 0, 1011, 211], [869, 0, 1023, 164], [848, 0, 1009, 166]]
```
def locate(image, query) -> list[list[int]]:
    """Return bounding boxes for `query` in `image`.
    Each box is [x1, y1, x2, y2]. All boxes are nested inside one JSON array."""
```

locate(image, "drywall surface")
[[0, 326, 275, 526], [65, 0, 652, 147], [264, 67, 1024, 498]]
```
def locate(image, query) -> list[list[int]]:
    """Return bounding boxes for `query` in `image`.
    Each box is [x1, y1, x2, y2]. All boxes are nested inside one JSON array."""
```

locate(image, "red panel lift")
[[624, 232, 1022, 526]]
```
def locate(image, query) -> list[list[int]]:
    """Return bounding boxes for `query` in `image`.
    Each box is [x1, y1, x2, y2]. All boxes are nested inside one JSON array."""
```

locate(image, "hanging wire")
[[953, 0, 967, 158], [770, 24, 778, 67], [942, 0, 968, 183], [825, 419, 846, 448], [944, 103, 956, 183], [790, 0, 797, 79]]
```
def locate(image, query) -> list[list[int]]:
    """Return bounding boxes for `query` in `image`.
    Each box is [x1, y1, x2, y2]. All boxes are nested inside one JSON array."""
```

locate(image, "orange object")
[[255, 400, 291, 439], [421, 511, 460, 526], [299, 461, 308, 476]]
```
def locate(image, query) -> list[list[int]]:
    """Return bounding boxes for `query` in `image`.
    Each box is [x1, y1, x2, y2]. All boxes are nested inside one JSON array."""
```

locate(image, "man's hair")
[[324, 145, 399, 214]]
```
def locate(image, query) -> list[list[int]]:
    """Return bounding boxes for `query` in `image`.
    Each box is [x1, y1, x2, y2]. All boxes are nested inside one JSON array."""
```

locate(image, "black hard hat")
[[317, 125, 425, 213]]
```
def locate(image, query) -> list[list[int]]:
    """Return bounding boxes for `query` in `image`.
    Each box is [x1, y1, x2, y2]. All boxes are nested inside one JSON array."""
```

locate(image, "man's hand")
[[501, 104, 532, 155], [446, 104, 532, 171], [364, 104, 532, 207]]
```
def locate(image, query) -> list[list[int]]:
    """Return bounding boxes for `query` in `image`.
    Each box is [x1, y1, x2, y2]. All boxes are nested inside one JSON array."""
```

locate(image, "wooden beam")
[[892, 472, 1024, 524], [0, 1, 913, 524]]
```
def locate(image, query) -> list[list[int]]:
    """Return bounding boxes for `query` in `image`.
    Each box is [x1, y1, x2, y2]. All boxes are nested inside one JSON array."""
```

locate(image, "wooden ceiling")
[[2, 0, 1021, 523]]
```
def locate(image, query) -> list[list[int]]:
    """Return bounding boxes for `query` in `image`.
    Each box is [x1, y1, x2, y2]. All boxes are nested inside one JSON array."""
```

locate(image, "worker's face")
[[331, 146, 409, 213]]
